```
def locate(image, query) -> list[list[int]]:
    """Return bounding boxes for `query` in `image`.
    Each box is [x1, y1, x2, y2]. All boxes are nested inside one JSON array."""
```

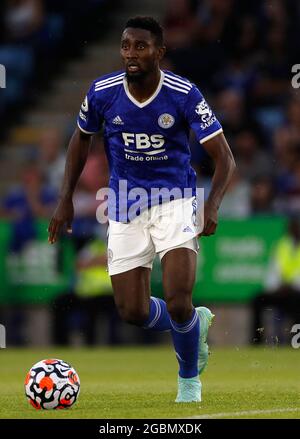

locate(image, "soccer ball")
[[24, 358, 80, 409]]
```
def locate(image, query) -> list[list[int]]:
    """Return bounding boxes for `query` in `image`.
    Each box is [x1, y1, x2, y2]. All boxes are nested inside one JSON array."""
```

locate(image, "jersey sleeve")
[[77, 81, 103, 134], [185, 86, 223, 144]]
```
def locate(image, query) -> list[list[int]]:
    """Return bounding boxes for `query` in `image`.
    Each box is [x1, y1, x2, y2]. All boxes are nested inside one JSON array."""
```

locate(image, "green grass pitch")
[[0, 346, 299, 419]]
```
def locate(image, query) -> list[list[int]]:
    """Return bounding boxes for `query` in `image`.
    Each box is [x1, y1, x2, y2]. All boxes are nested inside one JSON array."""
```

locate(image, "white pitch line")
[[188, 407, 300, 419]]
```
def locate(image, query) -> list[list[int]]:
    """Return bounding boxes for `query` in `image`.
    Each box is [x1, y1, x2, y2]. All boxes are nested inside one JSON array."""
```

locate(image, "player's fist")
[[199, 200, 218, 237], [48, 197, 74, 244]]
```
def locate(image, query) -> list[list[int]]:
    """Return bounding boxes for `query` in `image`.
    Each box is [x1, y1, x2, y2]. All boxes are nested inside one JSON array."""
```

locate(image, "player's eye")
[[137, 44, 145, 50]]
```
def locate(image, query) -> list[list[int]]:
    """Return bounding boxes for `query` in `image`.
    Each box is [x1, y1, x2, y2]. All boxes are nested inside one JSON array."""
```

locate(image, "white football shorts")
[[107, 197, 202, 276]]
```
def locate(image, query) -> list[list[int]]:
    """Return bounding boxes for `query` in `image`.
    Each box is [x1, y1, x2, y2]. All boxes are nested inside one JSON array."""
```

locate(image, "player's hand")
[[48, 197, 74, 244], [198, 200, 218, 237]]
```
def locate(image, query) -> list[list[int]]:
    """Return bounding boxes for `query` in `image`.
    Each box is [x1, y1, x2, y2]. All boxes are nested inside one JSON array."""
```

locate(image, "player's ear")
[[158, 45, 166, 61]]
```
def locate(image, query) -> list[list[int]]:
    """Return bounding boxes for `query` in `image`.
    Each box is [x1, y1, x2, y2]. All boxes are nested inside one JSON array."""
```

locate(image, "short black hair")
[[124, 16, 164, 46]]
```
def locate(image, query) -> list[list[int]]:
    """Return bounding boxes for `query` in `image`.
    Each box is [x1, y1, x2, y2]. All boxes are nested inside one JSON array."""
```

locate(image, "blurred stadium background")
[[0, 0, 300, 351]]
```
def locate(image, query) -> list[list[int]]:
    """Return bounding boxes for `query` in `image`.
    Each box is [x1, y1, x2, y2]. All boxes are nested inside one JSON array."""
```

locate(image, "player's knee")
[[123, 310, 148, 326], [166, 296, 193, 323], [116, 304, 148, 326]]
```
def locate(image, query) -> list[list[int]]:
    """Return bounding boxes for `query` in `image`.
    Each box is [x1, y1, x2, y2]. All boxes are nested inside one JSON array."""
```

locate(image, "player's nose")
[[126, 46, 138, 59]]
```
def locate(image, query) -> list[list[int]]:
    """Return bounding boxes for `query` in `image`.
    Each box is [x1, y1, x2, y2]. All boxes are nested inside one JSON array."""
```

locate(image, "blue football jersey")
[[77, 70, 223, 221]]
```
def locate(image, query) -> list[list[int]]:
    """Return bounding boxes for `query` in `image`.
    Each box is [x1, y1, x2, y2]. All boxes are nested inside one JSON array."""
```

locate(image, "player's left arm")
[[184, 86, 236, 236], [200, 133, 236, 236]]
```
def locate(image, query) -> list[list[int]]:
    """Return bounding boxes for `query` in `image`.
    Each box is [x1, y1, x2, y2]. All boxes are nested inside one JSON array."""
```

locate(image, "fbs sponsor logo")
[[122, 132, 165, 154], [158, 113, 175, 129]]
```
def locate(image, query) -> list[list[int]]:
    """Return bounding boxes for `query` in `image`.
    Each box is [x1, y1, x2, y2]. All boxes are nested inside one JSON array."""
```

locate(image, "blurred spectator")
[[273, 128, 299, 186], [250, 176, 275, 215], [273, 97, 300, 214], [163, 0, 199, 49], [39, 128, 66, 192], [275, 158, 300, 214], [80, 136, 109, 190], [286, 96, 300, 142], [213, 54, 258, 95], [219, 169, 251, 218], [260, 0, 288, 31], [1, 162, 57, 251], [196, 0, 237, 50], [4, 0, 44, 43], [233, 15, 260, 60], [234, 129, 271, 182], [216, 89, 261, 142], [52, 232, 121, 346], [254, 24, 292, 105], [0, 3, 5, 43], [216, 89, 246, 134], [72, 140, 109, 247], [251, 217, 300, 344], [0, 0, 108, 138]]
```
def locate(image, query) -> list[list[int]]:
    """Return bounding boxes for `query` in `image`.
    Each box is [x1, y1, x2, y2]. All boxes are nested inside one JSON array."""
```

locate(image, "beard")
[[125, 70, 147, 83]]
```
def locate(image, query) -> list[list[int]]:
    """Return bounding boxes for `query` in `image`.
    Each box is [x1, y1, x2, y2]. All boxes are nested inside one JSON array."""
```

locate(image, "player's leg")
[[162, 247, 201, 402], [111, 266, 171, 331], [147, 197, 212, 401], [162, 247, 196, 323], [111, 267, 151, 326], [160, 242, 214, 402], [107, 214, 153, 325], [108, 217, 171, 330]]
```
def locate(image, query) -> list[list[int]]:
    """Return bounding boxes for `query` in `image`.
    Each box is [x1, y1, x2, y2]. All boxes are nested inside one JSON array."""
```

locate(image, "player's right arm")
[[48, 128, 92, 244], [48, 80, 102, 244]]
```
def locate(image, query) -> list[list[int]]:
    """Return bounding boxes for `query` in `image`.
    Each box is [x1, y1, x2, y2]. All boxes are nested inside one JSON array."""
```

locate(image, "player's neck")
[[127, 69, 161, 103]]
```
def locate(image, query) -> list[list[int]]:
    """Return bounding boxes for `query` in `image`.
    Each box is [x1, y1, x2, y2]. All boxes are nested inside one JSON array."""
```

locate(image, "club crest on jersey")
[[81, 96, 88, 112], [158, 113, 175, 129]]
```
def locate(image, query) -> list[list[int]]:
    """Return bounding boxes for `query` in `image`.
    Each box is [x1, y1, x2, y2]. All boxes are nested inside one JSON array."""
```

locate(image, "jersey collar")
[[123, 70, 164, 108]]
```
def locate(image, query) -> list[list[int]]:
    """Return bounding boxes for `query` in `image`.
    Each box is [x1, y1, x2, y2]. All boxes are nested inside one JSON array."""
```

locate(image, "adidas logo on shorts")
[[182, 226, 193, 233]]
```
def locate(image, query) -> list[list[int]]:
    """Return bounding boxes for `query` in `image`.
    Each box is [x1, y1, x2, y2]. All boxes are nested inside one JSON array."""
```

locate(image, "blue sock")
[[143, 297, 171, 331], [170, 308, 200, 378]]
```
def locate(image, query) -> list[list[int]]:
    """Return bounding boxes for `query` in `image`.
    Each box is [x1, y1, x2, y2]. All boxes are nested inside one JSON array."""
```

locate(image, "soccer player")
[[48, 16, 235, 402]]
